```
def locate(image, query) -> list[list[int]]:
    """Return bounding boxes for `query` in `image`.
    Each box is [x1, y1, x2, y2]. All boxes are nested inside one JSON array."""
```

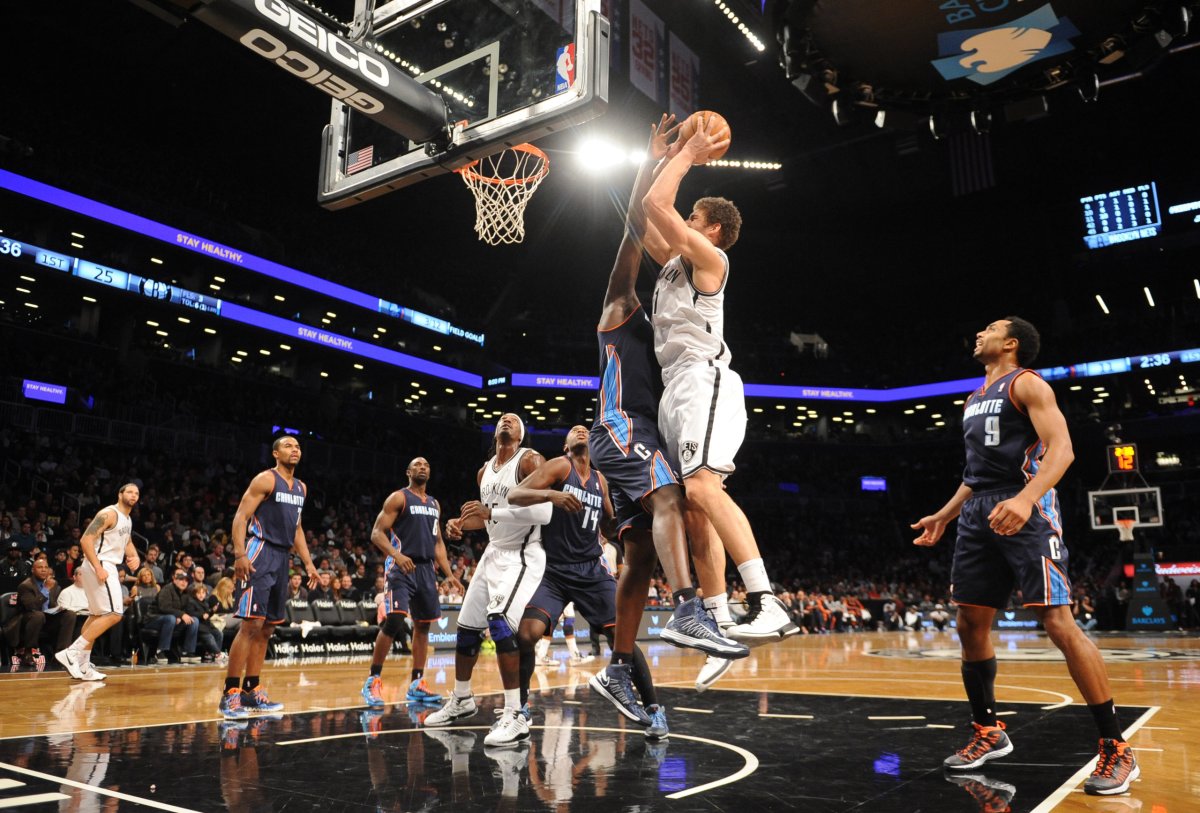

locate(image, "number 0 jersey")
[[389, 488, 440, 562], [543, 463, 605, 565], [962, 368, 1045, 491]]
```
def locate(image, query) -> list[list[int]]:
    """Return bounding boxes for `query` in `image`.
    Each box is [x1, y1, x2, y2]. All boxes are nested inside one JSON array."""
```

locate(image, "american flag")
[[346, 145, 374, 174]]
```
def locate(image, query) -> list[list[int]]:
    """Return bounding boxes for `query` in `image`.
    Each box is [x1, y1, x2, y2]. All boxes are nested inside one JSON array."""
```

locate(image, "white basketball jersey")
[[652, 249, 731, 385], [95, 504, 132, 565], [479, 447, 543, 550]]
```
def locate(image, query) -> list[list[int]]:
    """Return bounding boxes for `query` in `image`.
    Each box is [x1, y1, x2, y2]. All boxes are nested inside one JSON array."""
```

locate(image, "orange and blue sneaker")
[[220, 720, 248, 750], [944, 721, 1013, 770], [363, 675, 385, 708], [241, 686, 284, 713], [1084, 739, 1140, 795], [219, 687, 250, 719], [406, 678, 442, 704]]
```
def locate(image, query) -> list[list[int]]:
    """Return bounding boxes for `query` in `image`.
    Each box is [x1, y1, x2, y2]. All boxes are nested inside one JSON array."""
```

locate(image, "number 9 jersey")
[[961, 368, 1045, 491]]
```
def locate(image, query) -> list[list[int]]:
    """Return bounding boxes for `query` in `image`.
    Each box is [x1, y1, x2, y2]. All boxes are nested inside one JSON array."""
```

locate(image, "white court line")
[[0, 780, 24, 790], [1027, 705, 1160, 813], [705, 677, 1074, 707], [673, 707, 713, 714], [926, 724, 956, 729], [562, 700, 582, 705], [758, 713, 813, 720], [0, 793, 71, 808], [1139, 726, 1178, 730], [1132, 748, 1164, 752], [0, 763, 203, 813], [996, 710, 1018, 716], [277, 724, 758, 799], [868, 715, 925, 721]]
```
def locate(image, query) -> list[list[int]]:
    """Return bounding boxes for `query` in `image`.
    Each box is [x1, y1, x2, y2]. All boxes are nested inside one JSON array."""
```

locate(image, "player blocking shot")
[[510, 425, 668, 738], [219, 435, 320, 720], [56, 484, 142, 682], [361, 457, 463, 710]]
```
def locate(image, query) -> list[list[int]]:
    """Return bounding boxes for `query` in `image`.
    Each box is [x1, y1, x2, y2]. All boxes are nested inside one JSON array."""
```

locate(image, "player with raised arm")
[[511, 424, 668, 738], [219, 435, 320, 719], [641, 115, 797, 688], [361, 457, 463, 711], [912, 317, 1138, 795], [588, 116, 749, 723], [55, 484, 142, 682], [424, 414, 550, 749]]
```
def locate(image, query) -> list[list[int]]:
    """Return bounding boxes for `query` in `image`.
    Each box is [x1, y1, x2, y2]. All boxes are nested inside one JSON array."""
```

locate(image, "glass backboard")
[[318, 0, 609, 208], [1088, 487, 1164, 530]]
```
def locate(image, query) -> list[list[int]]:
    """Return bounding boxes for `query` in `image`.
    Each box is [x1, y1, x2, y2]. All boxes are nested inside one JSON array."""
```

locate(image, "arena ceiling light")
[[577, 139, 629, 172], [1144, 286, 1156, 306], [1194, 278, 1200, 298], [1096, 294, 1111, 314]]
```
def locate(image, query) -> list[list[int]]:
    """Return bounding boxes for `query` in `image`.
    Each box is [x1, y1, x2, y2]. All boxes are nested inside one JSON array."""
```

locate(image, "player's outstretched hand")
[[233, 555, 255, 583], [305, 563, 320, 590], [682, 117, 730, 164], [548, 491, 584, 513], [910, 515, 948, 547], [649, 113, 680, 161], [460, 500, 490, 523], [444, 518, 464, 541], [988, 495, 1033, 536]]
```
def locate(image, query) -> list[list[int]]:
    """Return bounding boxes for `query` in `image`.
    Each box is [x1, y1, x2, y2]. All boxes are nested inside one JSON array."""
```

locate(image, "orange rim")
[[456, 143, 549, 186]]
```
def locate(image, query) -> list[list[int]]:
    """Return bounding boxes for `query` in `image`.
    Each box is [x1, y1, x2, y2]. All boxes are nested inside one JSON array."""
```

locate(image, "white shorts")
[[659, 364, 746, 478], [458, 542, 546, 631], [79, 561, 124, 616]]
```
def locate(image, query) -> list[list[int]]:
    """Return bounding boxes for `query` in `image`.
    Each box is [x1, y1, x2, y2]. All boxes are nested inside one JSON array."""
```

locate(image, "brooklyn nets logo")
[[681, 441, 699, 464], [869, 647, 1199, 663]]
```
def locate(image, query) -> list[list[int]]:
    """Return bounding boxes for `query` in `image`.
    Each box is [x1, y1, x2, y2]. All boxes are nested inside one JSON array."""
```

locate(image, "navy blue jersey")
[[595, 306, 662, 449], [389, 488, 440, 562], [248, 470, 305, 550], [543, 463, 605, 565], [962, 368, 1045, 491]]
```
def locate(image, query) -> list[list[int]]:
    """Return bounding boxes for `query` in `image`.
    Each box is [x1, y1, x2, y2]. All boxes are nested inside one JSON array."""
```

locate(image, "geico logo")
[[254, 0, 389, 88], [240, 30, 385, 114]]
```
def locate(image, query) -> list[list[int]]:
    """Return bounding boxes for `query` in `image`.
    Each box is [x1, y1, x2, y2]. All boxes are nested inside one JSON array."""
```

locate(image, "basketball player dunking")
[[912, 317, 1138, 795], [219, 435, 320, 719], [361, 456, 463, 711], [509, 424, 668, 738], [424, 414, 549, 748], [642, 116, 798, 689], [56, 484, 142, 682], [588, 116, 749, 723]]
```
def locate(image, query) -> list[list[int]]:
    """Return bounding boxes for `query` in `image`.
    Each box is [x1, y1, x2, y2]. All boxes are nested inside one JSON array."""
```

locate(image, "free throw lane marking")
[[758, 713, 813, 720], [0, 763, 202, 813], [673, 707, 714, 714], [0, 780, 25, 790], [868, 715, 925, 720], [0, 794, 71, 808]]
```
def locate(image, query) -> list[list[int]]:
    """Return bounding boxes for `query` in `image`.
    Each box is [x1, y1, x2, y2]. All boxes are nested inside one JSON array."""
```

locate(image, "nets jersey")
[[249, 470, 306, 550], [543, 464, 605, 565], [962, 368, 1046, 491], [389, 488, 439, 561], [480, 447, 543, 550], [652, 250, 731, 384], [95, 505, 132, 565]]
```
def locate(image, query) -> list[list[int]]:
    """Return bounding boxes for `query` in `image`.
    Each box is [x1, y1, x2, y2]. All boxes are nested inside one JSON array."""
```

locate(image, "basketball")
[[678, 110, 731, 164]]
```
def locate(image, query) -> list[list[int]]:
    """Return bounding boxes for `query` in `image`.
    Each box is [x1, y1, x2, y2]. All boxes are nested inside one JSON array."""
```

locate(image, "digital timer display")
[[1107, 443, 1139, 474]]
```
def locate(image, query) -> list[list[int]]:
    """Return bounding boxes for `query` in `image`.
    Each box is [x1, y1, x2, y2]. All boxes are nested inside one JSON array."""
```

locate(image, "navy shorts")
[[235, 542, 291, 623], [951, 487, 1072, 609], [589, 418, 681, 537], [384, 561, 442, 622], [526, 558, 617, 629]]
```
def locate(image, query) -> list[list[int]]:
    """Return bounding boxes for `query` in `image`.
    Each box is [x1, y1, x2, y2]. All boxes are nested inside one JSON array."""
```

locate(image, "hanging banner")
[[630, 0, 666, 103], [668, 31, 701, 120]]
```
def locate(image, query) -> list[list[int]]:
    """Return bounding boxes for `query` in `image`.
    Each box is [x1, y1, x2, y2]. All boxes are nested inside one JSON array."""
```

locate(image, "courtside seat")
[[275, 599, 316, 642], [310, 599, 353, 640], [0, 592, 18, 664]]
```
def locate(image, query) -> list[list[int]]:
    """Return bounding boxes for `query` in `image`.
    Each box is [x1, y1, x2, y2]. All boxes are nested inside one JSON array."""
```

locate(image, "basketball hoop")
[[455, 143, 549, 245], [1115, 518, 1136, 542]]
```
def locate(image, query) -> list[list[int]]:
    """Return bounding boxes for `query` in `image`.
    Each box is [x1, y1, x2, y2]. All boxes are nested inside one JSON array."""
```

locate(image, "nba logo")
[[555, 44, 575, 93]]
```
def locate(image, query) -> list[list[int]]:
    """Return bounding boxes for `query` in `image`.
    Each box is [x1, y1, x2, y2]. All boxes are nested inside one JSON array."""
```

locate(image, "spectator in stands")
[[1073, 590, 1098, 632], [56, 568, 91, 616], [3, 558, 75, 670], [184, 582, 223, 662], [130, 567, 160, 601], [64, 543, 82, 580], [2, 541, 30, 594], [206, 532, 228, 575], [191, 564, 208, 588], [143, 545, 164, 585], [50, 548, 69, 584], [148, 569, 201, 664], [208, 576, 239, 646], [308, 570, 335, 601], [350, 561, 371, 593], [929, 603, 951, 632], [334, 572, 359, 602], [0, 516, 12, 545], [11, 521, 35, 553], [371, 575, 386, 600], [286, 571, 308, 602]]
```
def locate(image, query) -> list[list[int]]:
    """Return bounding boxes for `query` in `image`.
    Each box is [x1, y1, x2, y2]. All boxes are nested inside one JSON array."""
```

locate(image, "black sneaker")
[[589, 663, 650, 725]]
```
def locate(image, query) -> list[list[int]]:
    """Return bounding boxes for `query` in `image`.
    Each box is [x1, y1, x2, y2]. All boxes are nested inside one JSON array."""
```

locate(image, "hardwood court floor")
[[0, 629, 1195, 812]]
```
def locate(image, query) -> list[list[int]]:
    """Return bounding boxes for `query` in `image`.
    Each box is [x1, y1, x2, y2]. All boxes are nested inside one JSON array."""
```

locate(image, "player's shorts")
[[458, 542, 547, 630], [384, 560, 442, 622], [78, 560, 123, 616], [589, 417, 681, 537], [525, 558, 616, 630], [659, 363, 747, 478], [951, 486, 1072, 609], [234, 542, 291, 624]]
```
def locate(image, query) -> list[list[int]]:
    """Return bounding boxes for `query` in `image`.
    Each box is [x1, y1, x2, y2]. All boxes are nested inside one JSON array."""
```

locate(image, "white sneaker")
[[484, 708, 531, 747], [725, 594, 800, 643], [485, 741, 529, 797], [695, 654, 734, 692], [535, 656, 557, 667], [81, 664, 107, 681], [423, 693, 478, 727], [54, 648, 86, 680], [569, 654, 595, 666]]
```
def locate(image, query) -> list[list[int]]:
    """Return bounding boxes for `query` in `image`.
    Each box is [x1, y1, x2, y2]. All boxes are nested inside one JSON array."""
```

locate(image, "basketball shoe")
[[944, 721, 1013, 770], [1084, 739, 1140, 795], [219, 687, 250, 719], [424, 693, 477, 726], [406, 678, 442, 704], [696, 653, 735, 692], [725, 593, 800, 644], [362, 675, 385, 708], [54, 647, 87, 680], [644, 704, 669, 740], [242, 686, 284, 713], [485, 741, 529, 797], [944, 772, 1016, 813], [589, 663, 650, 725], [661, 598, 749, 658], [360, 708, 385, 739], [484, 707, 531, 747]]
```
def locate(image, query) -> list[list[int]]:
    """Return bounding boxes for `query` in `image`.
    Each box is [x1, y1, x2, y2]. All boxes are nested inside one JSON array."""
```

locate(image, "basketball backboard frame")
[[1088, 486, 1164, 531], [317, 0, 609, 209]]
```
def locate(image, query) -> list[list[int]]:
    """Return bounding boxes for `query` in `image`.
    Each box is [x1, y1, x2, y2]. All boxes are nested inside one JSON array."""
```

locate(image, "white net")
[[1116, 519, 1136, 542], [456, 144, 549, 245]]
